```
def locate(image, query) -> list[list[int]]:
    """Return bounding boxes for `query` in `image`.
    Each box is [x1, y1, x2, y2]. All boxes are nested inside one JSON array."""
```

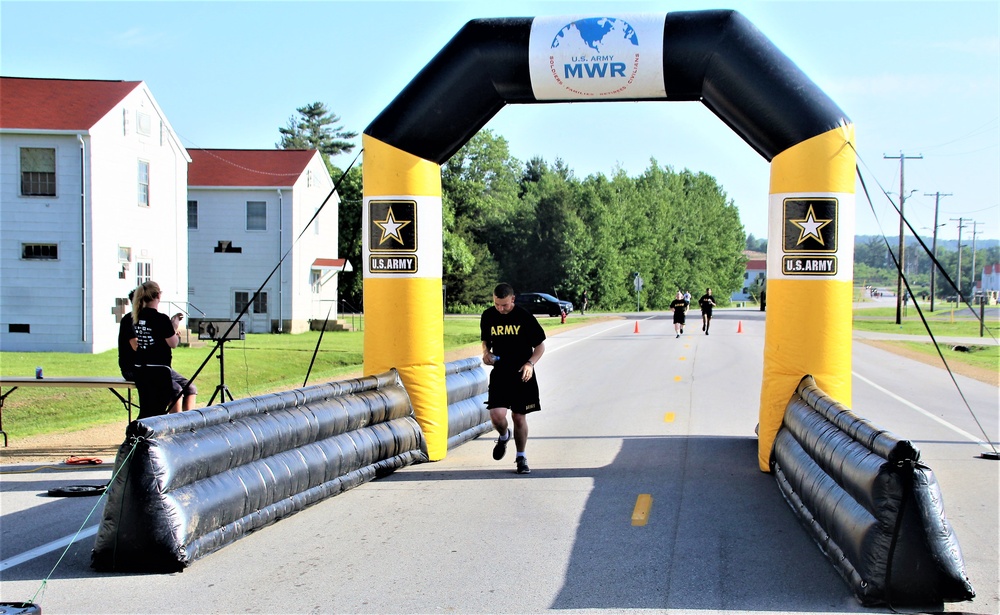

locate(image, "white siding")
[[0, 83, 188, 353], [187, 188, 282, 332], [1, 134, 89, 351], [187, 152, 340, 334]]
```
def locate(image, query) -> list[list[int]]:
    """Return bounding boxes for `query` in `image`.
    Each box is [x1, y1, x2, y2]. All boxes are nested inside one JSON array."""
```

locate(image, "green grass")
[[876, 341, 999, 375], [853, 305, 999, 338], [0, 314, 586, 439]]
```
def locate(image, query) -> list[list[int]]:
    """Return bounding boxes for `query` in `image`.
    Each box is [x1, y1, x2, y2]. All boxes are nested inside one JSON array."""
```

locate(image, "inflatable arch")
[[362, 10, 856, 469]]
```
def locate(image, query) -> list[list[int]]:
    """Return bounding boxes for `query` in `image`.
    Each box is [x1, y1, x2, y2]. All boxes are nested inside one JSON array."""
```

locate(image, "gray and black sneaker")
[[493, 429, 511, 461], [516, 456, 531, 474]]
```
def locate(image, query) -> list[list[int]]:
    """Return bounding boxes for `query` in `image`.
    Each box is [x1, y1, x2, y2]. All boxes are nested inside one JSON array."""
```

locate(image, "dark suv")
[[514, 292, 574, 317]]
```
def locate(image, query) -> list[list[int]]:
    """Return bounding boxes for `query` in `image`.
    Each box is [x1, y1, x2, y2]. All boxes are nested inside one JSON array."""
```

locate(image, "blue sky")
[[3, 1, 998, 241]]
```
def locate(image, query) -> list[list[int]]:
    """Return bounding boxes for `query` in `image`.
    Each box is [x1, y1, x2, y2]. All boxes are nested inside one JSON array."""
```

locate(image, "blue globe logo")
[[551, 17, 639, 52]]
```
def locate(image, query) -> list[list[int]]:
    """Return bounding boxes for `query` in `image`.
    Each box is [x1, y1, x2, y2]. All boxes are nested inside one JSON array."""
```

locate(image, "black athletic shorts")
[[486, 368, 541, 414], [673, 312, 686, 325]]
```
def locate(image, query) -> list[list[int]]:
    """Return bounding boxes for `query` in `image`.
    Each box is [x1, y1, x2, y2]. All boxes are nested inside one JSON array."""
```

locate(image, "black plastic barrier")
[[772, 375, 975, 606], [445, 356, 491, 449], [92, 369, 426, 572]]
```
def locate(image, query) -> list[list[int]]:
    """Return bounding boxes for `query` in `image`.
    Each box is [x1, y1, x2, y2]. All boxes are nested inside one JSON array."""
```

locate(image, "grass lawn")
[[853, 304, 999, 338], [0, 314, 586, 439]]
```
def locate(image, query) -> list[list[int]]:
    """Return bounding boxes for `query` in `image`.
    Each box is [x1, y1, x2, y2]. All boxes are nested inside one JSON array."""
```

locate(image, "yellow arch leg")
[[363, 135, 448, 460], [758, 125, 857, 471]]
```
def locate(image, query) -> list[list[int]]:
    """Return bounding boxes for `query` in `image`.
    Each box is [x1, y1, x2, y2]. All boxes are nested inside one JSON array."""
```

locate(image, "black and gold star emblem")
[[783, 198, 838, 253], [369, 200, 417, 252]]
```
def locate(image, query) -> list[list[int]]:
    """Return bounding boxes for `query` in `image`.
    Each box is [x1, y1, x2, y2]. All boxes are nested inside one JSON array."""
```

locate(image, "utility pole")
[[950, 217, 966, 306], [970, 220, 981, 302], [885, 152, 922, 324], [924, 192, 951, 312]]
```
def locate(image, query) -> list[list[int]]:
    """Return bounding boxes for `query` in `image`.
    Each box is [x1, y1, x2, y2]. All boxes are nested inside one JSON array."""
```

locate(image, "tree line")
[[331, 130, 747, 312]]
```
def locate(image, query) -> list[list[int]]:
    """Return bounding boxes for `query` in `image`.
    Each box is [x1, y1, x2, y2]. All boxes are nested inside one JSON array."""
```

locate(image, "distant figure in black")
[[698, 288, 716, 335], [670, 291, 687, 338]]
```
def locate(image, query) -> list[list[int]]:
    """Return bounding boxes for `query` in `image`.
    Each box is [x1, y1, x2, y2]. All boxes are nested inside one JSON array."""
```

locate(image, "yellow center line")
[[664, 412, 675, 422], [674, 375, 682, 382], [632, 493, 653, 526], [678, 356, 686, 361]]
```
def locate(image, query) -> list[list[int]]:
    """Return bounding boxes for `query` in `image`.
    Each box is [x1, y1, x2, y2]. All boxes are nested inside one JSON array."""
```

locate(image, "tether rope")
[[24, 437, 141, 605]]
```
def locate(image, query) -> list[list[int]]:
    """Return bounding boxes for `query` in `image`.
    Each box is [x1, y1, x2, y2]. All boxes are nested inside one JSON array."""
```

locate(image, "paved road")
[[1, 308, 997, 614]]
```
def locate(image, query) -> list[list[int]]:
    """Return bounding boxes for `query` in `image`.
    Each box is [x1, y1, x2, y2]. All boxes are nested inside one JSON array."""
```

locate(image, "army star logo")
[[790, 205, 832, 246], [374, 207, 411, 246], [369, 200, 417, 253], [782, 198, 838, 253]]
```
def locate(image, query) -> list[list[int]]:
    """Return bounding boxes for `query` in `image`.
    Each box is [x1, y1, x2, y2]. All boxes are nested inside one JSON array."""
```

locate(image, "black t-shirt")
[[480, 305, 546, 372], [698, 294, 716, 312], [670, 299, 687, 316], [133, 307, 175, 366], [118, 313, 136, 377]]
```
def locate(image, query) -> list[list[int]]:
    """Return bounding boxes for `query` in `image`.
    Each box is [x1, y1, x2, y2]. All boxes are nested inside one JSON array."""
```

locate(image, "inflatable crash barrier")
[[772, 375, 975, 606], [445, 356, 490, 449], [92, 369, 427, 573]]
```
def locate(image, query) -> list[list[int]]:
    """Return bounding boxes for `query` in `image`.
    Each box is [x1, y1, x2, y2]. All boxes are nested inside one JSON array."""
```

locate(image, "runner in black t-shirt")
[[698, 288, 717, 336], [481, 283, 546, 475], [670, 291, 687, 338]]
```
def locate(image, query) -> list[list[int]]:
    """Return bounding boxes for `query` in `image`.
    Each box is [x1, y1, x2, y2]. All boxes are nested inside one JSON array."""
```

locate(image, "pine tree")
[[276, 102, 357, 161]]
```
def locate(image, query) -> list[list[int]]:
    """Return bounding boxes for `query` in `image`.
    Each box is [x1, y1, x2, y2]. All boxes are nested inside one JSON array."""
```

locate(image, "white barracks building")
[[0, 77, 190, 353]]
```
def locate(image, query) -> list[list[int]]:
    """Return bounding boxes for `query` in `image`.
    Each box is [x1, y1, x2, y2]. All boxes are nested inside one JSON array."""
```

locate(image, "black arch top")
[[364, 10, 850, 165]]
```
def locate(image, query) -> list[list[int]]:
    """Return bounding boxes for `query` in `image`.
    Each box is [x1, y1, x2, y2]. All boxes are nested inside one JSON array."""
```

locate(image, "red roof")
[[312, 258, 347, 269], [1, 77, 142, 130], [746, 259, 766, 270], [188, 149, 318, 187]]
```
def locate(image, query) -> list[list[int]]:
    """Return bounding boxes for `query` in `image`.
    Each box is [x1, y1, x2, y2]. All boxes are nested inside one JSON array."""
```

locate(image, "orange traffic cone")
[[737, 321, 743, 334], [634, 321, 640, 334]]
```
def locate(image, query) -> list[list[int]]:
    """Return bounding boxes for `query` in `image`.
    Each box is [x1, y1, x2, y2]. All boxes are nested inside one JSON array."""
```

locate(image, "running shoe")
[[493, 429, 511, 461], [516, 456, 531, 474]]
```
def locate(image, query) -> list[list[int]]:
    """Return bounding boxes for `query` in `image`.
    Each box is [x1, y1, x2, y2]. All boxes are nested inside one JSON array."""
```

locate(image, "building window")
[[136, 260, 152, 286], [310, 270, 321, 293], [188, 200, 198, 229], [235, 291, 268, 314], [137, 111, 152, 136], [22, 243, 58, 260], [246, 201, 266, 231], [20, 147, 56, 196], [138, 161, 150, 207], [8, 324, 30, 333]]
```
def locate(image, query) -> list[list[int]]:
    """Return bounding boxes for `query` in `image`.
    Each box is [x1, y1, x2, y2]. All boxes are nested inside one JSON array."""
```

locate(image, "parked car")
[[515, 292, 574, 317]]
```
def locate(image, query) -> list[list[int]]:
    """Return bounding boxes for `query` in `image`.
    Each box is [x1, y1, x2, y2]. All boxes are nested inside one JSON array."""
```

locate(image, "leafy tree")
[[277, 102, 358, 169], [332, 164, 363, 310], [746, 233, 767, 253], [441, 130, 523, 307]]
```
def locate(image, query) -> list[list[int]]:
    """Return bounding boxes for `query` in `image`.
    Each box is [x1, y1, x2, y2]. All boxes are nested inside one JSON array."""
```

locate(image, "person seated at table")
[[118, 289, 136, 381], [129, 281, 196, 413]]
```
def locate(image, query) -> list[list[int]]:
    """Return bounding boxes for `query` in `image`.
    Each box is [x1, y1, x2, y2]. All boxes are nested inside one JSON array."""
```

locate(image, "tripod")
[[208, 339, 235, 405]]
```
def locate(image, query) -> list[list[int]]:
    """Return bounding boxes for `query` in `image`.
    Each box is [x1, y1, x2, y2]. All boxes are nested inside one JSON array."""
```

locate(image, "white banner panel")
[[767, 192, 855, 281], [363, 195, 443, 279], [529, 14, 666, 101]]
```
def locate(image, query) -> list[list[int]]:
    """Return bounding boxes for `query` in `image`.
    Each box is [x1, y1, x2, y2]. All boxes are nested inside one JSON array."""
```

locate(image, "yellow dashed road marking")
[[664, 412, 675, 422], [632, 494, 653, 526]]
